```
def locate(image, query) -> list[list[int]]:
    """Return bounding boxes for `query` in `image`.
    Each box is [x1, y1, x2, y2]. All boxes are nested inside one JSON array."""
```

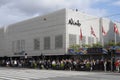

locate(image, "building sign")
[[116, 50, 120, 54], [109, 46, 120, 54], [87, 48, 102, 54], [14, 52, 24, 55], [68, 48, 107, 55], [87, 48, 107, 54], [68, 18, 81, 27], [68, 48, 87, 55], [68, 48, 74, 54], [14, 51, 25, 55]]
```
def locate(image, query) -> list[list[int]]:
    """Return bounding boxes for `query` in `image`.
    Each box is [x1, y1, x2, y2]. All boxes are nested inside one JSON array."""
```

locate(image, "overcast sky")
[[0, 0, 120, 27]]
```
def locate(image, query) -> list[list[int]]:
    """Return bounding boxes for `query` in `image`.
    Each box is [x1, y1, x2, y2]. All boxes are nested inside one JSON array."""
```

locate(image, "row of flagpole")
[[79, 23, 119, 47]]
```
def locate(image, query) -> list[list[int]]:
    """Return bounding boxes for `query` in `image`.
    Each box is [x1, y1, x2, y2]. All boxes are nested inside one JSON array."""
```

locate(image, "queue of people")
[[0, 57, 120, 72]]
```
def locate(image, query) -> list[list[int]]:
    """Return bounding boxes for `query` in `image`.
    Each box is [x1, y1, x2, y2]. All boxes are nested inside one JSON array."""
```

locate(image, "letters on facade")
[[68, 18, 81, 27]]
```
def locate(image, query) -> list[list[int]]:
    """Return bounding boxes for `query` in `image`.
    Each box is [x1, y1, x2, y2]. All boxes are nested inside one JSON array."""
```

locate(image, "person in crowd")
[[52, 60, 56, 69], [0, 57, 114, 72], [104, 59, 107, 72], [90, 60, 95, 71], [115, 59, 120, 72], [13, 59, 18, 67]]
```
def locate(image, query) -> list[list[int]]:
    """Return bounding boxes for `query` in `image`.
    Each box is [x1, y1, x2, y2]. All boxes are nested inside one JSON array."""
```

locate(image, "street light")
[[41, 53, 45, 60], [107, 48, 114, 71], [41, 53, 43, 60], [111, 49, 115, 71], [109, 48, 115, 72], [25, 53, 27, 59]]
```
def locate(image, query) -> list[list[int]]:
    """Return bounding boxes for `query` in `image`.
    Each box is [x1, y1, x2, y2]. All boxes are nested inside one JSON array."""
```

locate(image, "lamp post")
[[41, 53, 45, 61], [110, 48, 115, 72], [108, 48, 113, 71], [111, 50, 113, 71], [41, 53, 43, 60], [24, 53, 27, 59]]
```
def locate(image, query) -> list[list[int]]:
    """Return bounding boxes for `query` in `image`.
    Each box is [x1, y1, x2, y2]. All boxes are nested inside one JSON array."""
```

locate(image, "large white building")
[[0, 8, 120, 57]]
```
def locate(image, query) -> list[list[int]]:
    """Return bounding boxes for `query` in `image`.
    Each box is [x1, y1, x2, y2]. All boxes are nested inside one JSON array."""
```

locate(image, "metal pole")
[[115, 32, 116, 45], [111, 50, 113, 72]]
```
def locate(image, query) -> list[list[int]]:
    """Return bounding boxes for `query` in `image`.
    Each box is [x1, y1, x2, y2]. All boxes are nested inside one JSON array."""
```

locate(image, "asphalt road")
[[0, 67, 120, 80]]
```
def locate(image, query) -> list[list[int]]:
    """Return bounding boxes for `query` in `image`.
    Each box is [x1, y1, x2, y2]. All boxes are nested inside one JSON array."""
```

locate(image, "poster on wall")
[[68, 48, 108, 55]]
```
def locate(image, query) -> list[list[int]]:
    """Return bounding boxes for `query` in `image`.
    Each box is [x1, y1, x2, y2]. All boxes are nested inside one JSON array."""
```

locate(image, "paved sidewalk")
[[0, 67, 119, 80]]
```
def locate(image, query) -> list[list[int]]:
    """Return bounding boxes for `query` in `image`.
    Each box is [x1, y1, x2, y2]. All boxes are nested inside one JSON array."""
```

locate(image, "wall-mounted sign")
[[14, 51, 25, 55], [87, 48, 105, 54], [14, 52, 24, 55], [68, 48, 108, 55], [68, 18, 81, 27]]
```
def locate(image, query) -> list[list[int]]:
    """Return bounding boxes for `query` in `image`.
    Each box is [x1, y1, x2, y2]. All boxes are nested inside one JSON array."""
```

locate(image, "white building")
[[0, 8, 120, 57]]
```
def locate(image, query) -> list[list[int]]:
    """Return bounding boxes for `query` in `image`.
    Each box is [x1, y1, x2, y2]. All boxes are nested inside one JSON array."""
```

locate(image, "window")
[[44, 37, 50, 50], [12, 41, 15, 52], [82, 36, 86, 44], [21, 40, 25, 51], [12, 40, 25, 52], [17, 40, 20, 52], [91, 37, 94, 44], [88, 36, 92, 44], [88, 37, 94, 44], [69, 34, 76, 46], [55, 35, 63, 49], [34, 38, 40, 50]]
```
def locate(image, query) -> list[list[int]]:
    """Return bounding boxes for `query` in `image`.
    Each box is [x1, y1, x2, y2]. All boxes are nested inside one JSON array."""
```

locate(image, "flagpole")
[[79, 36, 81, 48], [102, 34, 104, 47], [114, 23, 118, 45], [90, 27, 92, 47], [80, 35, 82, 48], [80, 27, 82, 48], [90, 27, 93, 47], [115, 32, 116, 45], [80, 38, 82, 48], [101, 26, 107, 47], [100, 18, 105, 47], [102, 21, 104, 47], [90, 26, 96, 47]]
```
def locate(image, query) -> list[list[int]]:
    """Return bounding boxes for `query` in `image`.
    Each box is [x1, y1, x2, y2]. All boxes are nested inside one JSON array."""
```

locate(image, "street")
[[0, 67, 120, 80]]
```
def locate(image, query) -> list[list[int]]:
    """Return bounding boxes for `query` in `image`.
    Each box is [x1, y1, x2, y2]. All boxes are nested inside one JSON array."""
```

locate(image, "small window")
[[55, 35, 63, 49], [44, 37, 50, 50], [69, 34, 76, 46], [34, 38, 40, 50]]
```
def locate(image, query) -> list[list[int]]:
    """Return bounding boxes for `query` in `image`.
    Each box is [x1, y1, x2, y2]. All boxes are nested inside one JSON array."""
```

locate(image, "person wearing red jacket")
[[115, 59, 120, 72]]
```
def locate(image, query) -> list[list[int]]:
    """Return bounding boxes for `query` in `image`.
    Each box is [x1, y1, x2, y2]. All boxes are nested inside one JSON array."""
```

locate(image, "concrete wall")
[[101, 18, 120, 45], [0, 8, 120, 57], [66, 9, 100, 49], [0, 27, 6, 56], [5, 9, 66, 56], [66, 9, 120, 49]]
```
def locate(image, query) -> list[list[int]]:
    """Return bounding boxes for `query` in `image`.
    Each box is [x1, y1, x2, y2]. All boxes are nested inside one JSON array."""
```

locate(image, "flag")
[[91, 26, 96, 37], [102, 26, 106, 36], [114, 24, 119, 34], [80, 28, 83, 40]]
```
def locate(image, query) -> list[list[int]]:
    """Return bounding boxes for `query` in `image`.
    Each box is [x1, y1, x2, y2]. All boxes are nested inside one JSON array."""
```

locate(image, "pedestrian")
[[115, 59, 120, 72], [104, 60, 107, 72]]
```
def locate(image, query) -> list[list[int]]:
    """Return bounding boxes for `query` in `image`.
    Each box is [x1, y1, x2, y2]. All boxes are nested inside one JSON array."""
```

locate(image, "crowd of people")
[[0, 57, 120, 72]]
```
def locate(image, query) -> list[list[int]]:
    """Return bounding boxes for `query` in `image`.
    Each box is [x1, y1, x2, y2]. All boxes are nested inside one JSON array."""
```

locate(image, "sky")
[[0, 0, 120, 27]]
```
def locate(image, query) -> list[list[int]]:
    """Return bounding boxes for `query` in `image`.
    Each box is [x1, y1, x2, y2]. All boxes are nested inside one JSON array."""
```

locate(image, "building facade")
[[0, 9, 120, 57]]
